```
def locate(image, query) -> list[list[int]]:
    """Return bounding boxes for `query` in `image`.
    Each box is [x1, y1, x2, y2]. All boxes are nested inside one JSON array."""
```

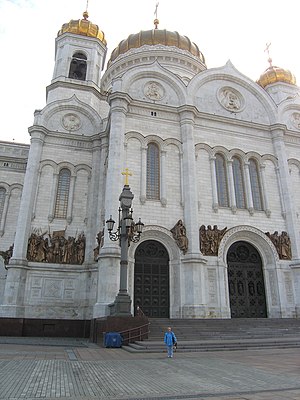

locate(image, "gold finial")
[[122, 168, 132, 186], [154, 2, 159, 29], [265, 42, 272, 67]]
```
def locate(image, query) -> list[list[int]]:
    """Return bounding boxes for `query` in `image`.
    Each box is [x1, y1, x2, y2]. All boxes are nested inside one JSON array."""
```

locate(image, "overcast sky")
[[1, 0, 299, 144]]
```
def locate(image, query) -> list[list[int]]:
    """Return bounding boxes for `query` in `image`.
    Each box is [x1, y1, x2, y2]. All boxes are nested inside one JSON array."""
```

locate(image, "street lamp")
[[106, 169, 144, 316]]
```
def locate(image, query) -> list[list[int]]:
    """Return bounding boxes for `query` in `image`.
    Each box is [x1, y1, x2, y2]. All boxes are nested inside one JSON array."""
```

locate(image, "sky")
[[1, 0, 299, 144]]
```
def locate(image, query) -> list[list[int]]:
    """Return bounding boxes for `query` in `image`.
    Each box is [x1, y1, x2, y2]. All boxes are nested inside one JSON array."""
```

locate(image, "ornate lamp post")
[[106, 169, 144, 316]]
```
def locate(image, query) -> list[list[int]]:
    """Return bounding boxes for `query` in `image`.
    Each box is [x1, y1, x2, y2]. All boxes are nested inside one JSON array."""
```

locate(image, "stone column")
[[66, 174, 76, 224], [271, 126, 300, 259], [85, 138, 101, 264], [260, 164, 271, 217], [244, 162, 254, 215], [179, 107, 206, 319], [227, 160, 237, 213], [271, 125, 300, 316], [94, 93, 129, 318], [0, 190, 10, 236], [1, 130, 45, 317], [160, 149, 167, 206], [140, 146, 147, 204], [209, 155, 218, 212]]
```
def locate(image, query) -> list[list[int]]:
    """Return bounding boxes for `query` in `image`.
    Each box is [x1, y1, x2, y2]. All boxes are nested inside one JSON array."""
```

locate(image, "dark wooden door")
[[134, 240, 169, 318], [227, 241, 267, 318]]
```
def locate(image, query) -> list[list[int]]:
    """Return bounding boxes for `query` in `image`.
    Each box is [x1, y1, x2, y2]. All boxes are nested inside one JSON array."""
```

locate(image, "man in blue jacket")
[[164, 326, 177, 358]]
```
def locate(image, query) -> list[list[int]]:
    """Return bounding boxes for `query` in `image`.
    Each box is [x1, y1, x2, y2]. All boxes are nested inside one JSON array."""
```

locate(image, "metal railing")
[[119, 321, 150, 344]]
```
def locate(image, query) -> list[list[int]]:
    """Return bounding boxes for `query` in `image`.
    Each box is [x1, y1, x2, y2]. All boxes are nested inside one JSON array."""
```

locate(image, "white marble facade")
[[1, 13, 300, 322]]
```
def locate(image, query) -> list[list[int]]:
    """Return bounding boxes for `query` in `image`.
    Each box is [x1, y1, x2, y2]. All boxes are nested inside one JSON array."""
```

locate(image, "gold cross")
[[122, 168, 132, 185], [154, 2, 159, 19]]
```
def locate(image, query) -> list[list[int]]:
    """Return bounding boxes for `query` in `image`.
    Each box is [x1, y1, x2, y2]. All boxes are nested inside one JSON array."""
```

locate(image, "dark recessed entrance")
[[134, 240, 169, 318], [227, 241, 267, 318]]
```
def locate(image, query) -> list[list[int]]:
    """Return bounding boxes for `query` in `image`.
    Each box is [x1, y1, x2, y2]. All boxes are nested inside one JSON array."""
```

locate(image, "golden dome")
[[257, 65, 296, 88], [108, 29, 206, 65], [57, 11, 107, 45]]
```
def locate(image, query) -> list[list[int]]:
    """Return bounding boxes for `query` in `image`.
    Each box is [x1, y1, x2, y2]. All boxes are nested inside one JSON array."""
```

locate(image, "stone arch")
[[128, 225, 181, 317], [218, 225, 280, 318]]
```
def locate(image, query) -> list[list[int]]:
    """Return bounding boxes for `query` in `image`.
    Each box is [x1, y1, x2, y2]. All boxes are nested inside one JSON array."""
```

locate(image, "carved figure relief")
[[27, 230, 86, 264], [144, 81, 164, 101], [93, 229, 104, 260], [62, 113, 81, 131], [200, 225, 227, 256], [265, 231, 292, 260], [291, 112, 300, 130], [218, 87, 243, 112], [0, 244, 13, 268], [170, 220, 188, 254]]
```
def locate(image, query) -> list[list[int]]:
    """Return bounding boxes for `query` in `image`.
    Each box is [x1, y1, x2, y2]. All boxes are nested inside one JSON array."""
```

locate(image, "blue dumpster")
[[104, 332, 123, 348]]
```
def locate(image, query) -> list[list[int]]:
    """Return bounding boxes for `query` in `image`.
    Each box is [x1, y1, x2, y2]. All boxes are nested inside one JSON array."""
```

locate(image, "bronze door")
[[134, 240, 169, 318], [227, 241, 267, 318]]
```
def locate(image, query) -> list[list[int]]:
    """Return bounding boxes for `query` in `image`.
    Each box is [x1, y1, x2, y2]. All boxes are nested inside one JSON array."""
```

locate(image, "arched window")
[[249, 158, 263, 210], [146, 142, 160, 200], [232, 156, 246, 208], [54, 169, 71, 219], [215, 154, 229, 207], [68, 52, 87, 81], [0, 187, 6, 221]]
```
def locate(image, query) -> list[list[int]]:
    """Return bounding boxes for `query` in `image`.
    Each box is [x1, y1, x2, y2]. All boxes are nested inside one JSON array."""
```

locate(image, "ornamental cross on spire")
[[154, 2, 159, 19], [122, 168, 132, 186], [154, 2, 159, 29], [264, 42, 273, 67]]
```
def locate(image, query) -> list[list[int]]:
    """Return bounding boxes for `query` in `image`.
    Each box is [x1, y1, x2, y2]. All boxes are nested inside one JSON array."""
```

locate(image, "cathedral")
[[1, 9, 300, 334]]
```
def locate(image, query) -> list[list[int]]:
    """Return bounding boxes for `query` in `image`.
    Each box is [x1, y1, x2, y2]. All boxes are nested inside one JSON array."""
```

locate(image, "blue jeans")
[[166, 345, 173, 357]]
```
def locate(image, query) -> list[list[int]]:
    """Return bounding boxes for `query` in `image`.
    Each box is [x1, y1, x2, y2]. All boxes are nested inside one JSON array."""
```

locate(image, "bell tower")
[[47, 10, 107, 103]]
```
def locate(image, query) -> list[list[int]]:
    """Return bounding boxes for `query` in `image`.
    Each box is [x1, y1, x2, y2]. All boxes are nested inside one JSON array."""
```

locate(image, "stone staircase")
[[122, 318, 300, 353]]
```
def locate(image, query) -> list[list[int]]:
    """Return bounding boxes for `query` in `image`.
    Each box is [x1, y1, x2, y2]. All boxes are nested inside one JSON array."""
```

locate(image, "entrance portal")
[[134, 240, 169, 318], [227, 241, 267, 318]]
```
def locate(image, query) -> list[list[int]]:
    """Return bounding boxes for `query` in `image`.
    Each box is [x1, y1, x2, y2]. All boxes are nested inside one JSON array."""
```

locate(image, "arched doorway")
[[134, 240, 169, 318], [227, 241, 267, 318]]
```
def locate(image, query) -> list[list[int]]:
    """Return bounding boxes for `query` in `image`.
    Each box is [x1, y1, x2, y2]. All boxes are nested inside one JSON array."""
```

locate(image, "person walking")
[[164, 326, 177, 358]]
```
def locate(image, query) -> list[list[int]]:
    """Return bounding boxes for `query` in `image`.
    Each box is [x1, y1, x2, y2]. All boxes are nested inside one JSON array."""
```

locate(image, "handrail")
[[118, 321, 150, 344]]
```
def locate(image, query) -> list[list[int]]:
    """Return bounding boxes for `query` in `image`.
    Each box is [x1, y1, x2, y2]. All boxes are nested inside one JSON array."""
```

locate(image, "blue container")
[[104, 332, 123, 348]]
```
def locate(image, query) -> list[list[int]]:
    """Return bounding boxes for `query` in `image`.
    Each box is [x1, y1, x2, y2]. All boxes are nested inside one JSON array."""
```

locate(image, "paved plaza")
[[0, 338, 300, 399]]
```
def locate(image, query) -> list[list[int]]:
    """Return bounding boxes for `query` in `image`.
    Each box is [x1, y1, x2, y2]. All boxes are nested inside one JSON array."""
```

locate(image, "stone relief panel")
[[284, 271, 294, 304], [194, 80, 270, 124], [144, 81, 165, 101], [291, 112, 300, 130], [207, 268, 218, 305], [126, 78, 181, 106], [44, 279, 63, 298], [268, 270, 279, 306], [217, 87, 245, 112], [265, 231, 292, 260], [62, 113, 81, 131], [29, 275, 77, 303]]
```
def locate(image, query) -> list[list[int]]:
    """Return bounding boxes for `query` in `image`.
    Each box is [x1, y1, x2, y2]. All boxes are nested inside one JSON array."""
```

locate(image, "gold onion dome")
[[257, 65, 296, 88], [109, 29, 206, 65], [57, 11, 106, 45]]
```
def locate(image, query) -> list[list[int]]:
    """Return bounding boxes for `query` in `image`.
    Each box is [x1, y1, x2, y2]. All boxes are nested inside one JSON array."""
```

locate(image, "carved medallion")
[[144, 81, 164, 101], [62, 113, 81, 131], [218, 87, 244, 112], [291, 112, 300, 130]]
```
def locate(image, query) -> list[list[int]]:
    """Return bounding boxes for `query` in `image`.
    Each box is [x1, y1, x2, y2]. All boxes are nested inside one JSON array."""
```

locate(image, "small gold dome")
[[57, 11, 106, 45], [257, 65, 296, 88], [108, 29, 205, 65]]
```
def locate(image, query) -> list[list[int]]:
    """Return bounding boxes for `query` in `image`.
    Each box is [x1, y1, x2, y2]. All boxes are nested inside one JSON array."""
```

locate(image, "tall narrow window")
[[146, 142, 160, 199], [0, 187, 6, 221], [249, 159, 263, 210], [232, 156, 246, 208], [54, 169, 71, 219], [215, 154, 229, 207], [68, 52, 87, 81]]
